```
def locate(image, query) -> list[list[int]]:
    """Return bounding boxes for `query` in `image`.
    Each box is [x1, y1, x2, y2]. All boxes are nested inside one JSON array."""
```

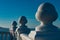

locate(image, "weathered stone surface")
[[29, 2, 60, 40]]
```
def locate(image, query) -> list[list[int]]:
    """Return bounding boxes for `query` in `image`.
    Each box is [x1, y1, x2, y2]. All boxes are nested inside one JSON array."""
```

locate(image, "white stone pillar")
[[29, 2, 60, 40]]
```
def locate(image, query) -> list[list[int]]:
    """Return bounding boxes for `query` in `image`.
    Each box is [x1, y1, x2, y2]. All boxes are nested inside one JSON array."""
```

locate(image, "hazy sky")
[[0, 0, 60, 28]]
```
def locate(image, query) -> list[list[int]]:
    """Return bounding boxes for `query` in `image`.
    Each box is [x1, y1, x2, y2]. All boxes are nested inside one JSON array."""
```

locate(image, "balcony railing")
[[0, 32, 11, 40]]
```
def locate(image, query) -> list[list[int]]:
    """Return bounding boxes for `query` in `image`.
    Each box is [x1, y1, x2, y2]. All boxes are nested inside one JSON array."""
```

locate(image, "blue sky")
[[0, 0, 60, 28]]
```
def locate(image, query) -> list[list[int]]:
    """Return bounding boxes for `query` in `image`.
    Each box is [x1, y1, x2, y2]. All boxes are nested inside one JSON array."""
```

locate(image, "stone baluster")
[[16, 16, 30, 40], [29, 2, 60, 40]]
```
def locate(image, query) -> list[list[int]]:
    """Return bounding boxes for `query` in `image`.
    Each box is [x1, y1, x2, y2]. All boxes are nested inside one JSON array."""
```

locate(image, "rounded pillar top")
[[19, 16, 27, 25], [35, 2, 58, 24], [12, 21, 17, 26]]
